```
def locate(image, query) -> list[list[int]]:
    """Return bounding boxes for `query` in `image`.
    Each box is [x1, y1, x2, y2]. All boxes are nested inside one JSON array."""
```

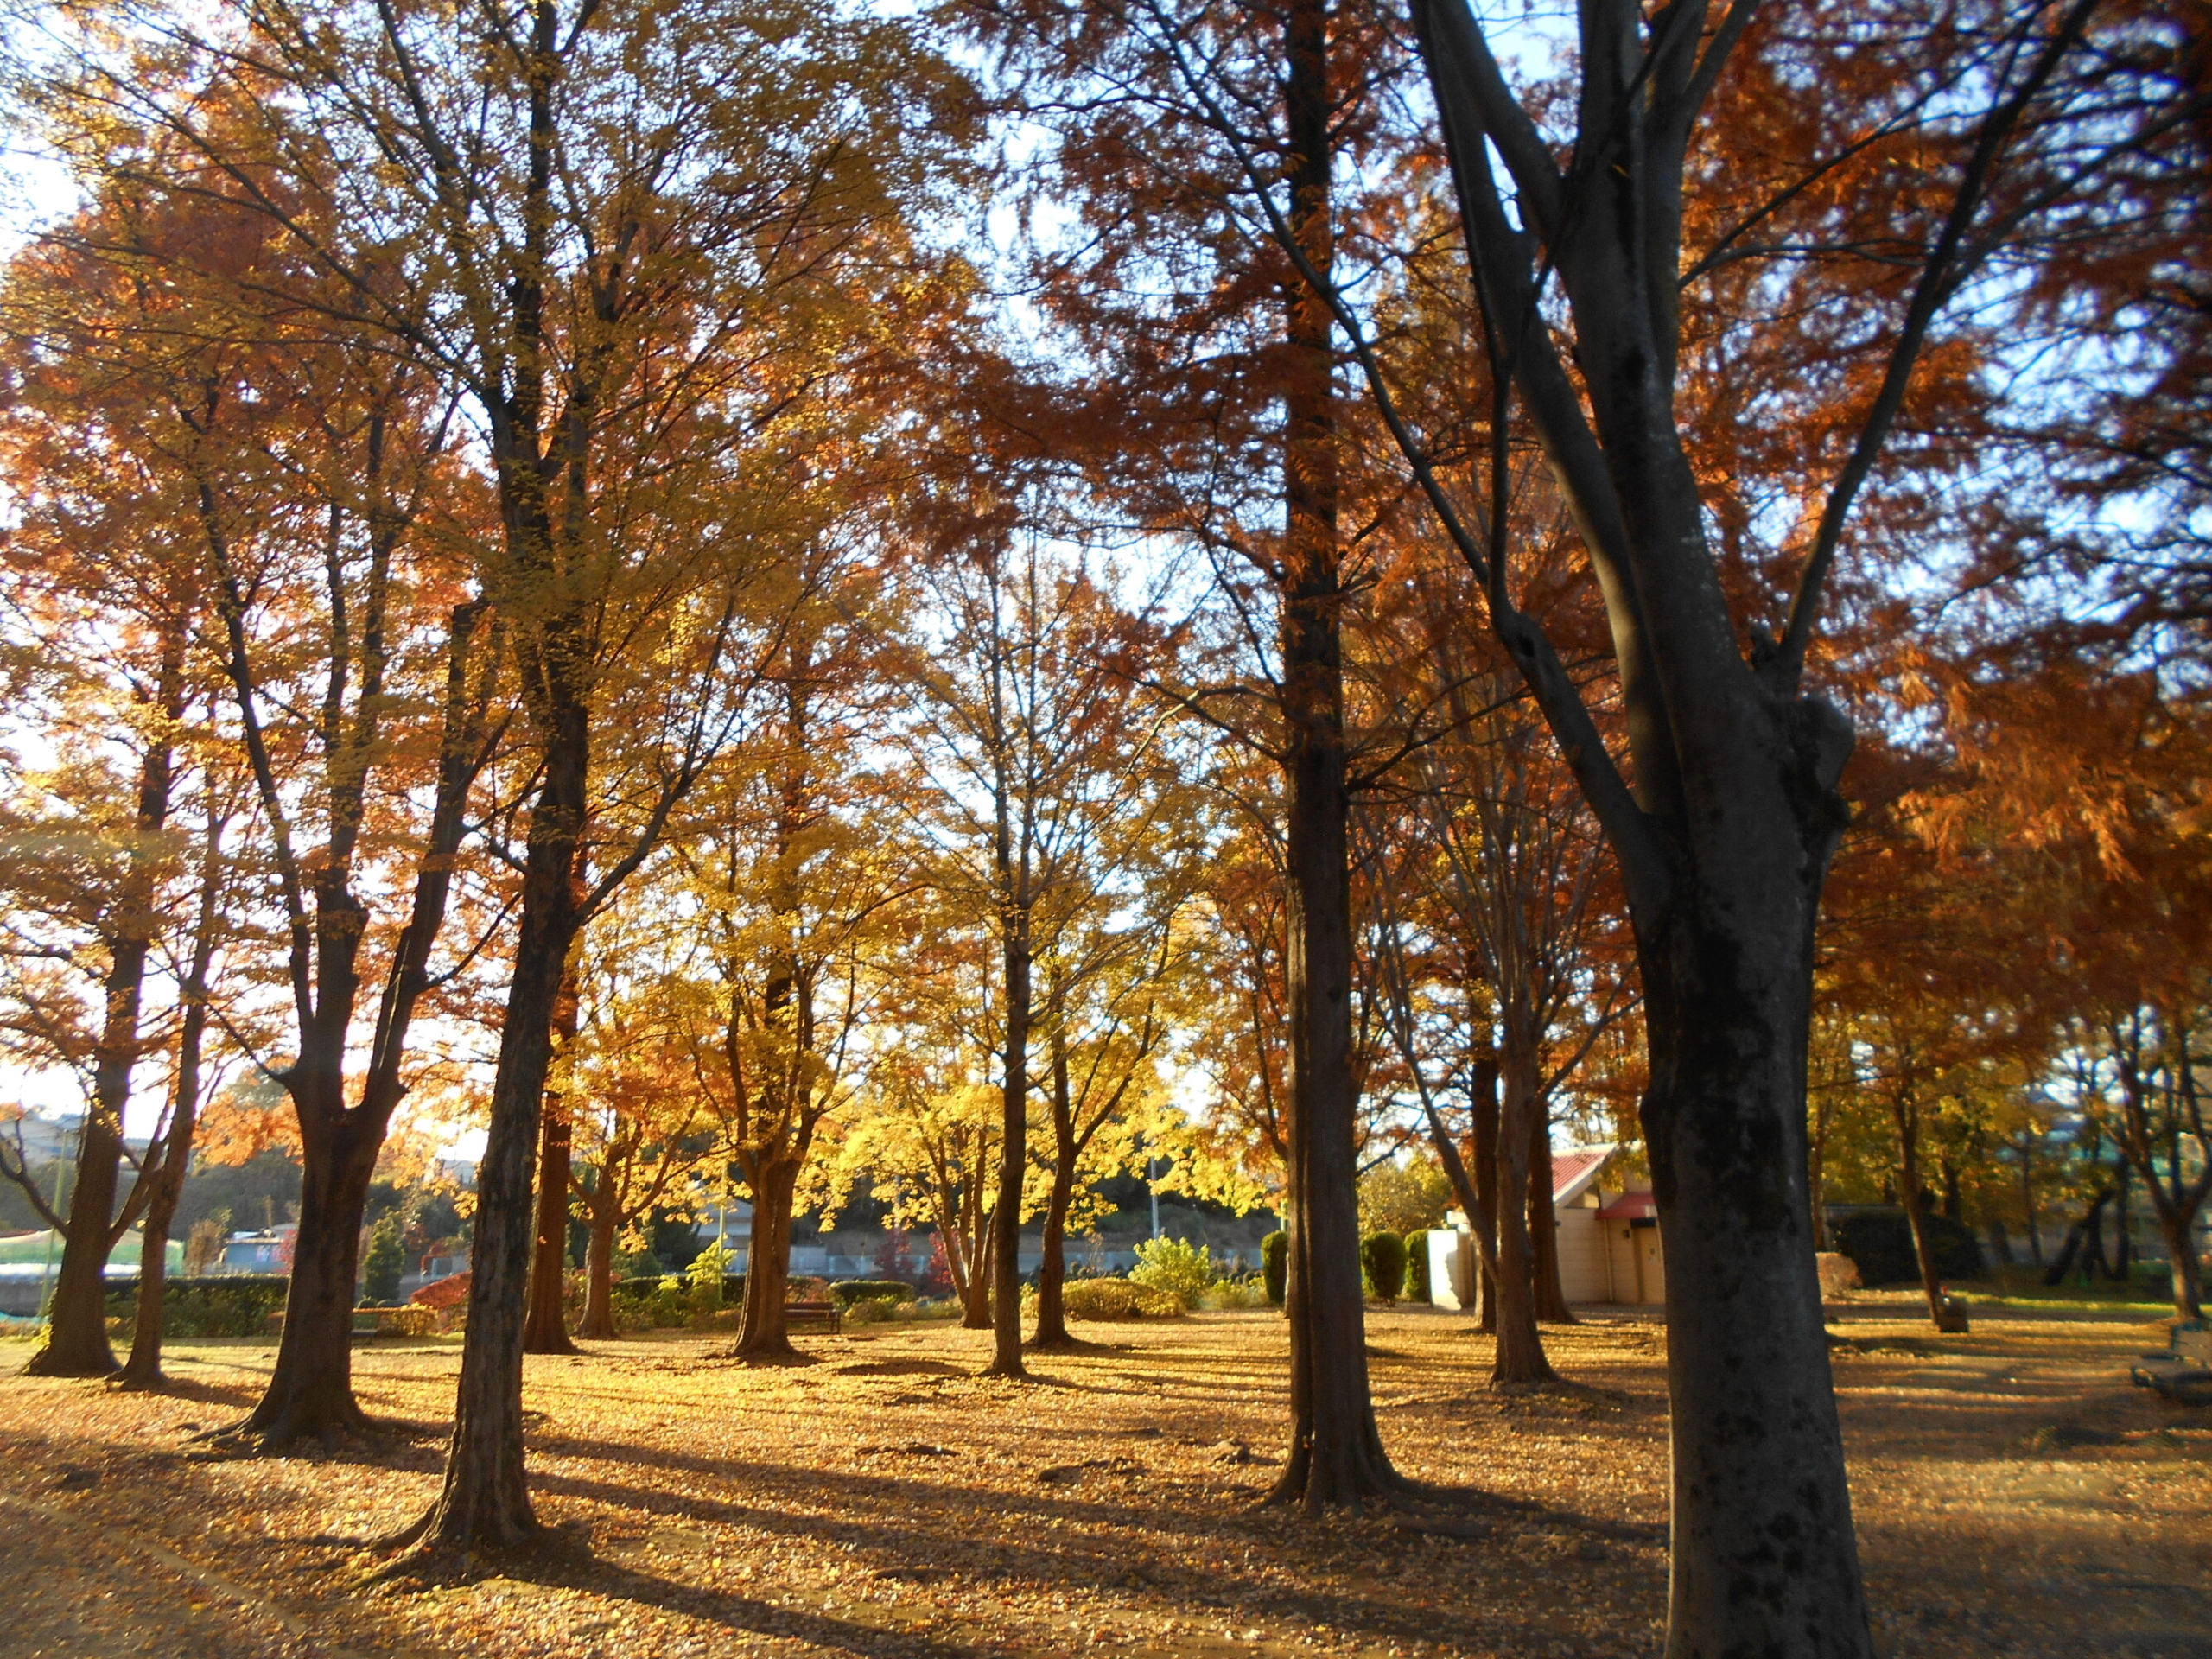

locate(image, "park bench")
[[785, 1300, 843, 1336], [2130, 1319, 2211, 1405]]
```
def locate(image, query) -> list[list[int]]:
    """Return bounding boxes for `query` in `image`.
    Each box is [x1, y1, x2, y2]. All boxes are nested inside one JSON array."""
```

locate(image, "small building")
[[1426, 1145, 1666, 1313], [219, 1225, 296, 1274]]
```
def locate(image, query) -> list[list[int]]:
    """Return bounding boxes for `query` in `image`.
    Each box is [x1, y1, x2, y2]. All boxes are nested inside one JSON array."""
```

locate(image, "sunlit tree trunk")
[[31, 619, 188, 1378], [523, 954, 583, 1354]]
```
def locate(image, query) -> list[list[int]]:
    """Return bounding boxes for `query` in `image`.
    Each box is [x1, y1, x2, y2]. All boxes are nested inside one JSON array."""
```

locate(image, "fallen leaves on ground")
[[0, 1306, 2205, 1658]]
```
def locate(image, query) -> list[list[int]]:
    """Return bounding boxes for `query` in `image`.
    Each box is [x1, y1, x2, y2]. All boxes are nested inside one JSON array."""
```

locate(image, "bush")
[[1128, 1236, 1215, 1309], [366, 1305, 441, 1338], [1361, 1231, 1408, 1305], [361, 1215, 404, 1306], [102, 1275, 290, 1338], [1403, 1230, 1431, 1302], [1833, 1208, 1985, 1287], [830, 1279, 915, 1307], [1199, 1276, 1270, 1311], [615, 1271, 742, 1303], [685, 1243, 736, 1311], [1262, 1230, 1287, 1306], [1062, 1277, 1185, 1320], [411, 1270, 472, 1311], [843, 1296, 903, 1324]]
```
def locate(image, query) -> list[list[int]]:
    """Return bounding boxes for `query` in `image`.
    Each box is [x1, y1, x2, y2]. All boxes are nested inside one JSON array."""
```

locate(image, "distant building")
[[1427, 1145, 1667, 1312], [219, 1225, 297, 1274]]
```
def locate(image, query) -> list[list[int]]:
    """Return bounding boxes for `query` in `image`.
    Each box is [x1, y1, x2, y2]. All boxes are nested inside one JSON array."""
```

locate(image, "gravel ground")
[[0, 1305, 2204, 1659]]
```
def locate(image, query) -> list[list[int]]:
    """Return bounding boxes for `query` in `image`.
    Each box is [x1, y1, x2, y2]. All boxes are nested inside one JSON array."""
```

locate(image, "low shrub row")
[[828, 1279, 914, 1306], [101, 1275, 290, 1338], [1061, 1277, 1185, 1320]]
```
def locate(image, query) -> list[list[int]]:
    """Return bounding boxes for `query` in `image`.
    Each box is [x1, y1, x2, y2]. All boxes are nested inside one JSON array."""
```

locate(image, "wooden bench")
[[785, 1300, 843, 1336], [2131, 1319, 2211, 1404]]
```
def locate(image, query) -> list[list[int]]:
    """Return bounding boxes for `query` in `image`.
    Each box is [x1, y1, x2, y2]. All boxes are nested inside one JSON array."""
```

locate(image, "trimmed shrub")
[[1199, 1276, 1270, 1311], [366, 1305, 441, 1338], [830, 1279, 915, 1307], [616, 1272, 742, 1303], [1833, 1208, 1984, 1287], [1403, 1230, 1432, 1302], [1262, 1230, 1287, 1306], [1129, 1237, 1215, 1309], [1361, 1231, 1408, 1305], [1062, 1277, 1185, 1321], [102, 1275, 290, 1338], [843, 1296, 903, 1324]]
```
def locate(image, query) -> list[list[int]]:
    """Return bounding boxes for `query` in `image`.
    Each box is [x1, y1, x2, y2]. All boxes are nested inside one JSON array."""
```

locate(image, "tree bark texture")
[[410, 702, 584, 1549], [119, 817, 225, 1392], [1526, 1105, 1573, 1324], [579, 1199, 620, 1339], [1268, 0, 1400, 1509], [1470, 1054, 1500, 1332], [522, 955, 582, 1354], [1402, 0, 1892, 1641], [988, 931, 1032, 1376], [30, 623, 188, 1378], [735, 1155, 802, 1360], [1030, 1039, 1084, 1350], [240, 598, 491, 1443], [1491, 1038, 1554, 1382]]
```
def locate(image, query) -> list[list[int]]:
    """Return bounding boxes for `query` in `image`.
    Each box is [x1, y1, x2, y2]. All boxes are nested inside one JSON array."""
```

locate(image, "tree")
[[684, 594, 918, 1361], [117, 802, 235, 1389], [35, 0, 969, 1543], [891, 543, 1177, 1375], [1292, 0, 2173, 1641], [564, 939, 718, 1341]]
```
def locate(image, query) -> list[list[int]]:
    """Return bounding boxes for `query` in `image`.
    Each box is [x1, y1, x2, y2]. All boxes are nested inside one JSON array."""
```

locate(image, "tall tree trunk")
[[242, 1114, 383, 1438], [1031, 1166, 1077, 1351], [1527, 1090, 1574, 1324], [2110, 1159, 2134, 1280], [1031, 1039, 1079, 1350], [1268, 0, 1400, 1510], [1638, 899, 1872, 1656], [402, 636, 588, 1552], [522, 955, 582, 1354], [118, 849, 219, 1392], [987, 931, 1031, 1377], [1470, 1053, 1499, 1332], [31, 1103, 127, 1377], [30, 627, 187, 1378], [959, 1160, 993, 1330], [1893, 1099, 1964, 1333], [238, 598, 490, 1445], [735, 1155, 801, 1361], [1490, 1038, 1554, 1383], [577, 1196, 620, 1339], [2019, 1135, 2043, 1267]]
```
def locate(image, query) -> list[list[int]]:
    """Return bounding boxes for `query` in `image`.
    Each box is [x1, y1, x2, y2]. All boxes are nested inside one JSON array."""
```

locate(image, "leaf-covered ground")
[[0, 1305, 2205, 1659]]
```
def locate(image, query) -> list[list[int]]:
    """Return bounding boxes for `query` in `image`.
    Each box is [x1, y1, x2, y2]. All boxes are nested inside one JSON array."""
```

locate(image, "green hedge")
[[615, 1273, 744, 1300], [1361, 1231, 1408, 1305], [1262, 1231, 1287, 1306], [102, 1275, 291, 1338], [1403, 1230, 1431, 1302], [829, 1279, 914, 1306]]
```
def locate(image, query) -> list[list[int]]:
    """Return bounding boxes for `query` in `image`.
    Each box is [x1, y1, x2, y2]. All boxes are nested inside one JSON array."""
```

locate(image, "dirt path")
[[0, 1307, 2204, 1658]]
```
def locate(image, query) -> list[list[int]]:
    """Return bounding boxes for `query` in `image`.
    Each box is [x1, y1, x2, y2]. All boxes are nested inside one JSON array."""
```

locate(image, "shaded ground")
[[0, 1305, 2205, 1659]]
